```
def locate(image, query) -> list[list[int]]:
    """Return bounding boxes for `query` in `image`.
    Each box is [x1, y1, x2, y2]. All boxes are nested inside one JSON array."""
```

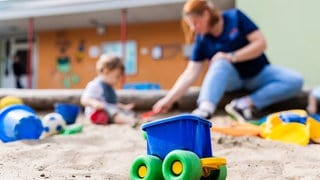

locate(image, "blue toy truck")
[[130, 114, 227, 180]]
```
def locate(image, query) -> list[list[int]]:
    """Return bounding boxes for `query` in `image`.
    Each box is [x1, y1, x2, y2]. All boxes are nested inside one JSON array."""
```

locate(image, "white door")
[[0, 38, 37, 88]]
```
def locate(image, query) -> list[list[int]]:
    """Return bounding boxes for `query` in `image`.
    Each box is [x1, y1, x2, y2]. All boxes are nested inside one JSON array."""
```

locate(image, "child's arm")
[[308, 87, 320, 114], [81, 96, 105, 110], [307, 94, 318, 114], [81, 80, 105, 110], [117, 102, 135, 111]]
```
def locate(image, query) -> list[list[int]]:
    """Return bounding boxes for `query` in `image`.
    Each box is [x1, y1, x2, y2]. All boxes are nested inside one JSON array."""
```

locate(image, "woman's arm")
[[153, 61, 204, 112], [231, 30, 267, 62], [211, 30, 267, 63]]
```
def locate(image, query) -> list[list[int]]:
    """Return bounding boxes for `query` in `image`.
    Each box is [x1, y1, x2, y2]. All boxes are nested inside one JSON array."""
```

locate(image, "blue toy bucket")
[[0, 104, 43, 143], [54, 103, 80, 125], [142, 114, 212, 160]]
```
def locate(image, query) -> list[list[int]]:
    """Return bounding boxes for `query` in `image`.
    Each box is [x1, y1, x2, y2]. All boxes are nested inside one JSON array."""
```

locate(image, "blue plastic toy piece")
[[279, 113, 307, 124], [123, 83, 161, 90], [0, 104, 43, 142], [142, 114, 212, 160], [311, 113, 320, 121]]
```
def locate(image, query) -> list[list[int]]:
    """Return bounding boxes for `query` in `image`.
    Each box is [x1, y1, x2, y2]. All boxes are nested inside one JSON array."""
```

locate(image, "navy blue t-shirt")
[[190, 9, 270, 78]]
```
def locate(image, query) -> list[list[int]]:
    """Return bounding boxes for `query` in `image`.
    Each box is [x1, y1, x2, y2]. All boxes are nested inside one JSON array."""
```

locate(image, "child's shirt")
[[311, 86, 320, 100], [82, 77, 119, 117]]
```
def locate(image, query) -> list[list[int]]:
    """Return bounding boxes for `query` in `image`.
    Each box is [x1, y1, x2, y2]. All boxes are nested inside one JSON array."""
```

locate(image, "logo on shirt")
[[229, 27, 239, 40]]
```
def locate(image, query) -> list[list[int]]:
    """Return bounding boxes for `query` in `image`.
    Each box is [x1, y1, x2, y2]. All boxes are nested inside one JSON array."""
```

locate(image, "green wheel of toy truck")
[[201, 165, 227, 180], [217, 165, 227, 180], [130, 155, 163, 180], [162, 150, 202, 180]]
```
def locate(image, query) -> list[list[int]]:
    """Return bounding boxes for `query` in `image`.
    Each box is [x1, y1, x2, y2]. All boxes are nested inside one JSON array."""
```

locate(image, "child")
[[81, 54, 139, 126], [307, 86, 320, 116]]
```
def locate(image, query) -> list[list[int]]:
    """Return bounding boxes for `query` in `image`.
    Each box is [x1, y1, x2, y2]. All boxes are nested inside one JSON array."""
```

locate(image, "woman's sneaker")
[[225, 100, 253, 123], [192, 108, 213, 120]]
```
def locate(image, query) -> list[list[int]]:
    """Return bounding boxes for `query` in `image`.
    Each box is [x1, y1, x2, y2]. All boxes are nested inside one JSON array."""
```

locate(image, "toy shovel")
[[140, 110, 159, 122]]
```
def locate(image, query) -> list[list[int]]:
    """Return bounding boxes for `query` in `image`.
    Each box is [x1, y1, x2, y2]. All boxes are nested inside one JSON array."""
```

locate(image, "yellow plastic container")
[[266, 123, 310, 146], [307, 118, 320, 143], [260, 114, 282, 138], [260, 110, 311, 146], [0, 96, 23, 110]]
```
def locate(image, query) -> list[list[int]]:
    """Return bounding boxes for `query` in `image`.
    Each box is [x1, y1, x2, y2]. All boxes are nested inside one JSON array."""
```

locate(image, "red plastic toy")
[[90, 110, 109, 125]]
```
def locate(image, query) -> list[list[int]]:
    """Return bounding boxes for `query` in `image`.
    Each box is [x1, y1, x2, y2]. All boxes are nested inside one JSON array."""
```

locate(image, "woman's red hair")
[[181, 0, 221, 44]]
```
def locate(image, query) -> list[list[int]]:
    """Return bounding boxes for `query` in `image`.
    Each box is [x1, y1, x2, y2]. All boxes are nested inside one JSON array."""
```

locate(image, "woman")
[[153, 0, 303, 122], [12, 55, 24, 89]]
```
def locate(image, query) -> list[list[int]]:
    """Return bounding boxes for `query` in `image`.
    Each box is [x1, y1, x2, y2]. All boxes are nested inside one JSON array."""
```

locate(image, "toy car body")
[[130, 114, 227, 180]]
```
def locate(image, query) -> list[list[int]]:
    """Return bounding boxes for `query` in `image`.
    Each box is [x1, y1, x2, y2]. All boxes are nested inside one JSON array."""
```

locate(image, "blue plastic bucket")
[[0, 104, 43, 143], [142, 114, 212, 160], [54, 103, 80, 125]]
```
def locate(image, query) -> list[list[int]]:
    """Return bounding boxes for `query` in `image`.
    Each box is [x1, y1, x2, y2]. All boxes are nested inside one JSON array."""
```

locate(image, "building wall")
[[37, 20, 208, 89], [237, 0, 320, 87], [0, 42, 3, 86]]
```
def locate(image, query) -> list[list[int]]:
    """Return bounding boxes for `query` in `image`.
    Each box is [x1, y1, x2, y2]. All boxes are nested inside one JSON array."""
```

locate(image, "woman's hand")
[[152, 97, 173, 113], [152, 61, 204, 114]]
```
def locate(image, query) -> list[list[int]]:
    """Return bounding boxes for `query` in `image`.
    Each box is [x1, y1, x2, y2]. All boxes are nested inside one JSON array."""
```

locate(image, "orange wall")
[[37, 20, 208, 89]]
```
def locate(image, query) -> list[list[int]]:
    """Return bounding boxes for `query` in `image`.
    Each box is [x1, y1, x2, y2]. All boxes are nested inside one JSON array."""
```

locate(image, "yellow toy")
[[260, 109, 320, 146], [212, 109, 320, 146], [0, 96, 23, 110]]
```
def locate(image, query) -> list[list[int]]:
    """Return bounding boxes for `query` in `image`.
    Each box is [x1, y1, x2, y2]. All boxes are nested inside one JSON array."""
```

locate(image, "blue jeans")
[[198, 59, 303, 110]]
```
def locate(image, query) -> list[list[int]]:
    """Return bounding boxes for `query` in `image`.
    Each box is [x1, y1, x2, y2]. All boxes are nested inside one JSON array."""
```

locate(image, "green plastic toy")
[[61, 124, 83, 135]]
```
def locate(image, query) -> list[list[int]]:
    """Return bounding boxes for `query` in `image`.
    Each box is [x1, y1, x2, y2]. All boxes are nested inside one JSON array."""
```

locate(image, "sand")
[[0, 111, 319, 180]]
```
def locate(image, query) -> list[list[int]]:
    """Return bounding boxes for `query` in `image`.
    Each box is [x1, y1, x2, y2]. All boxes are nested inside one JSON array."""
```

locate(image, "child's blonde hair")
[[96, 54, 125, 74]]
